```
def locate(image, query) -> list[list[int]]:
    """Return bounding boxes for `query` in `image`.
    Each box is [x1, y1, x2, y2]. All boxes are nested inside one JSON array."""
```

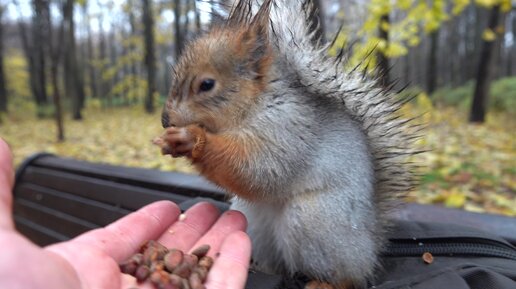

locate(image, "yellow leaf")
[[424, 20, 440, 33], [452, 0, 470, 15], [377, 39, 388, 50], [490, 194, 514, 208], [385, 42, 408, 57], [416, 93, 434, 111], [397, 0, 413, 10], [380, 20, 391, 32], [464, 203, 487, 214], [500, 0, 511, 12], [444, 189, 466, 208], [408, 36, 420, 46], [482, 29, 497, 41]]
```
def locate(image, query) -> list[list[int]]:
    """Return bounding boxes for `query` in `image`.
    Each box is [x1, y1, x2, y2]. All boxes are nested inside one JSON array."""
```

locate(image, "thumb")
[[0, 138, 14, 230]]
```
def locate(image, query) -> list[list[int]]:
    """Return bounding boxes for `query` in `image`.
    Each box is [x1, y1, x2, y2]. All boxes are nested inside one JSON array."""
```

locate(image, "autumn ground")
[[0, 94, 515, 216]]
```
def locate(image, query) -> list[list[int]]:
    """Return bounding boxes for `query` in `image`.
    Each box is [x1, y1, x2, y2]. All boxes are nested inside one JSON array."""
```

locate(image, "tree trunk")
[[193, 0, 201, 31], [63, 0, 85, 120], [143, 0, 156, 113], [14, 0, 47, 113], [63, 0, 74, 113], [458, 9, 468, 85], [174, 0, 184, 59], [121, 30, 130, 105], [210, 0, 215, 20], [427, 28, 439, 94], [510, 13, 516, 76], [50, 59, 65, 141], [506, 13, 513, 76], [462, 6, 483, 84], [85, 6, 97, 99], [128, 2, 139, 104], [470, 6, 487, 82], [160, 46, 170, 96], [450, 17, 461, 87], [184, 0, 190, 39], [470, 5, 501, 123], [108, 28, 118, 101], [98, 13, 108, 103], [494, 13, 507, 79], [46, 0, 65, 141], [403, 48, 410, 86], [411, 35, 422, 87], [32, 0, 49, 108], [0, 6, 8, 113], [377, 13, 390, 87], [440, 20, 452, 87]]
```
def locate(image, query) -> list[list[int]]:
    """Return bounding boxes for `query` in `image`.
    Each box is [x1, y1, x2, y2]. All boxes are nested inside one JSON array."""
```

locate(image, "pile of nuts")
[[120, 240, 214, 289]]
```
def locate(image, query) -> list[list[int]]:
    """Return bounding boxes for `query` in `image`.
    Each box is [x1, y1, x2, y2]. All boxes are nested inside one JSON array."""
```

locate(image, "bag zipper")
[[384, 237, 516, 261]]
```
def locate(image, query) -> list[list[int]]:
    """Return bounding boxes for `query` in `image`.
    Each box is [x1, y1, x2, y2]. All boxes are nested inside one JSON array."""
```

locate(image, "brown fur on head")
[[162, 0, 274, 133]]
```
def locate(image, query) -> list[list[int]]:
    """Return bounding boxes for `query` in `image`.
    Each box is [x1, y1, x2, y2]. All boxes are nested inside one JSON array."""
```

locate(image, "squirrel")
[[155, 0, 417, 288]]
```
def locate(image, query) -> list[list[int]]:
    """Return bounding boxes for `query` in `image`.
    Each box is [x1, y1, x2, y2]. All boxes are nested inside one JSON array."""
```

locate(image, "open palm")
[[0, 139, 251, 289]]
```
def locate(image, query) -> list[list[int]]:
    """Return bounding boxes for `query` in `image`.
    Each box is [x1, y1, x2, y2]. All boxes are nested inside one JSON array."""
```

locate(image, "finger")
[[204, 231, 252, 289], [63, 201, 180, 262], [158, 202, 220, 251], [0, 138, 14, 229], [190, 210, 247, 257]]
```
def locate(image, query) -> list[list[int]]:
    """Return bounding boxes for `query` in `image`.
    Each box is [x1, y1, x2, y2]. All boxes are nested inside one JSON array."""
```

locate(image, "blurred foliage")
[[331, 0, 510, 71], [0, 92, 514, 216], [431, 77, 516, 114], [0, 103, 195, 174], [4, 50, 31, 104]]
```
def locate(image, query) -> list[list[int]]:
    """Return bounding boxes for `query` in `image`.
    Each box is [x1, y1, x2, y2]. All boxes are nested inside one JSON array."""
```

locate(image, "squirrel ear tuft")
[[251, 0, 273, 30], [227, 0, 273, 27], [236, 0, 273, 82]]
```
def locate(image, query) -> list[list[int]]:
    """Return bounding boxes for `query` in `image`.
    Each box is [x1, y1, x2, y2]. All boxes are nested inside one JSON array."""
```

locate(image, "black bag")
[[244, 220, 516, 289], [371, 220, 516, 289]]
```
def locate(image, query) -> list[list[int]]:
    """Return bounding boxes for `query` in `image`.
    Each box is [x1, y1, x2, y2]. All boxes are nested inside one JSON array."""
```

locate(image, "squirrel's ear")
[[236, 0, 273, 82], [251, 0, 273, 30]]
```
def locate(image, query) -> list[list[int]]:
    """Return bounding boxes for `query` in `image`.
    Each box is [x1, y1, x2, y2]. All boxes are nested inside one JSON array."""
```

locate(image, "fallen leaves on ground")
[[402, 94, 515, 216], [0, 107, 196, 174]]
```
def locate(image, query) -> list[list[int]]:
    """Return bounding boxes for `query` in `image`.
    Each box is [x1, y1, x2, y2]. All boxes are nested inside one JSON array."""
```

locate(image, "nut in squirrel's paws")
[[153, 125, 206, 159]]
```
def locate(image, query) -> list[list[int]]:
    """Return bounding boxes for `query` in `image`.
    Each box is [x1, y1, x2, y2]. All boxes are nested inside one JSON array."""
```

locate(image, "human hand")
[[0, 138, 251, 289]]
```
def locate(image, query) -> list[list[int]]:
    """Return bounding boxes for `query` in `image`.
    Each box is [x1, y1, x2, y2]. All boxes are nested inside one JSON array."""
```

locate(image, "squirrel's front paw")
[[154, 125, 206, 160]]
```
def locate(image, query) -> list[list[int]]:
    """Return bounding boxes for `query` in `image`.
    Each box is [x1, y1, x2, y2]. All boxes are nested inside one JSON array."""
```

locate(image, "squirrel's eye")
[[199, 79, 215, 92]]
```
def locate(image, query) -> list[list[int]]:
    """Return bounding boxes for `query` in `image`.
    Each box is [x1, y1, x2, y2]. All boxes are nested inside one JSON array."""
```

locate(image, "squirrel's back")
[[226, 0, 418, 233]]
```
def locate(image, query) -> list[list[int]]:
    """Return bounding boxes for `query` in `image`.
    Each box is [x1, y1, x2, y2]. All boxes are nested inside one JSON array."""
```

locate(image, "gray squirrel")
[[156, 0, 417, 288]]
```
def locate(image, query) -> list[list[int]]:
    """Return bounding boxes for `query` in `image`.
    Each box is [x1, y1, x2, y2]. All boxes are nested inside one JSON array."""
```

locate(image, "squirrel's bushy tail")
[[226, 0, 420, 226]]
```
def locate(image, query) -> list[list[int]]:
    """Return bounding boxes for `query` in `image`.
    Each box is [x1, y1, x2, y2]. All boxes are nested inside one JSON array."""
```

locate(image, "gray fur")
[[231, 75, 379, 285], [166, 0, 417, 287], [228, 0, 417, 285]]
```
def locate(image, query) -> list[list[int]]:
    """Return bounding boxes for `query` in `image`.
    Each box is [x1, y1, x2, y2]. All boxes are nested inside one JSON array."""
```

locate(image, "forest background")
[[0, 0, 514, 216]]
